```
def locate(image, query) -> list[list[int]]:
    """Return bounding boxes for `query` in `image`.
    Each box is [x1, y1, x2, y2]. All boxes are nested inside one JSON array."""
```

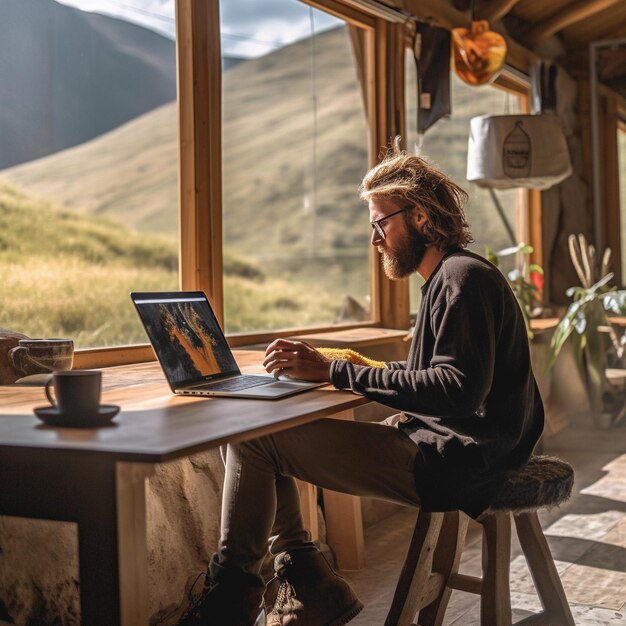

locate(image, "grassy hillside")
[[0, 184, 177, 268], [0, 183, 338, 346], [0, 183, 178, 345], [0, 25, 376, 335], [220, 26, 370, 253]]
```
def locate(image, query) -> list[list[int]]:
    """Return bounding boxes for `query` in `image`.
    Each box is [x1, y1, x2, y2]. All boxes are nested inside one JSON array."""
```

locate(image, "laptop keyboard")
[[194, 375, 273, 392]]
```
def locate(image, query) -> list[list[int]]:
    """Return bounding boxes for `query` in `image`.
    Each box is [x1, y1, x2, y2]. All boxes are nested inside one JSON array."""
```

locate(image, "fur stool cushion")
[[488, 455, 574, 513]]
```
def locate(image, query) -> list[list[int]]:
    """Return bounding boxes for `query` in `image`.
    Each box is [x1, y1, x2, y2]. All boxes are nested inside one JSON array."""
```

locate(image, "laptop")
[[130, 291, 324, 399]]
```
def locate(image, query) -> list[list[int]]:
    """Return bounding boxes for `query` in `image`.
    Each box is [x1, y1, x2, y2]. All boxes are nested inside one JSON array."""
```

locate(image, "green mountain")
[[1, 24, 517, 254], [1, 26, 370, 252], [0, 0, 176, 169], [1, 102, 179, 234]]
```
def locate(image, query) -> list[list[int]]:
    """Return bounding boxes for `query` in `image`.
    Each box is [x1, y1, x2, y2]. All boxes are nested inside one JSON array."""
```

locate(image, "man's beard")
[[379, 223, 429, 279]]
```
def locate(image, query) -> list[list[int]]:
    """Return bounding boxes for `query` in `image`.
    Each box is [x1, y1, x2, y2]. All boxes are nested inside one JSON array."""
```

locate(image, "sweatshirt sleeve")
[[330, 286, 498, 417], [386, 361, 407, 371]]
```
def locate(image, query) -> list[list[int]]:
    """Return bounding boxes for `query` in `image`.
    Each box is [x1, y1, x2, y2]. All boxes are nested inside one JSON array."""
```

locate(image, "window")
[[405, 55, 527, 313], [0, 1, 179, 349], [220, 0, 372, 334]]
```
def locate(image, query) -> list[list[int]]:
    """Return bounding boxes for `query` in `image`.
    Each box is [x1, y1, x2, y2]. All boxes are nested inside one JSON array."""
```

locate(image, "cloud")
[[54, 0, 341, 56], [221, 2, 341, 58], [55, 0, 176, 39]]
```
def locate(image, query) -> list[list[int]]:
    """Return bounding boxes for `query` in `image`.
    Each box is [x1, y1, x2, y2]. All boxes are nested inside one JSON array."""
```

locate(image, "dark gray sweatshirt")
[[330, 248, 544, 518]]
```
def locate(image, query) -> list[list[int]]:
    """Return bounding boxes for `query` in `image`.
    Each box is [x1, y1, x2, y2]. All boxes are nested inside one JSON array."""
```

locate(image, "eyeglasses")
[[370, 207, 406, 240]]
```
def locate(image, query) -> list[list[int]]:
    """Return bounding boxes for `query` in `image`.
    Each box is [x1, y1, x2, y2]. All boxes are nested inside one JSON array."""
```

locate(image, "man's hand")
[[263, 339, 332, 382]]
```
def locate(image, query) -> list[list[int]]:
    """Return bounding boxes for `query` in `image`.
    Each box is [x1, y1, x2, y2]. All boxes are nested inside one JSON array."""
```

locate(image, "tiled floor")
[[342, 413, 626, 625]]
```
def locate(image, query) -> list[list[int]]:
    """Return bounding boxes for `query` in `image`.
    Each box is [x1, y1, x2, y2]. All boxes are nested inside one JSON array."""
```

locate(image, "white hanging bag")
[[466, 113, 572, 189]]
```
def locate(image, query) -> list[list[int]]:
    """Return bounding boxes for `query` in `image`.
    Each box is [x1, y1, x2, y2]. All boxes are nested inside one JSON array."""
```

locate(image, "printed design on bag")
[[502, 120, 531, 179]]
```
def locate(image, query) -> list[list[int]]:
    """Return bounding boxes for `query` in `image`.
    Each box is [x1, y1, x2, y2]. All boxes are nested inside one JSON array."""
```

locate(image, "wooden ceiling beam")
[[528, 0, 623, 44], [475, 0, 523, 24], [402, 0, 468, 30]]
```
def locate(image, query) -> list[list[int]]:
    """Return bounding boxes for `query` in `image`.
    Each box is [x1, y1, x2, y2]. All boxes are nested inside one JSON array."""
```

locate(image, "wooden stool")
[[385, 456, 576, 626]]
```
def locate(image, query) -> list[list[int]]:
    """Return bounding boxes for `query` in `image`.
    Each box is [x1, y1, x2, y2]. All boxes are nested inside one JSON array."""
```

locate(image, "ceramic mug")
[[44, 370, 102, 421], [9, 339, 74, 376]]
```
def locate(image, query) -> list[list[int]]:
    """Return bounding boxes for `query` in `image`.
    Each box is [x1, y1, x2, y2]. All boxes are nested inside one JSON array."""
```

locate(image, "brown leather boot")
[[265, 547, 363, 626], [177, 554, 266, 626]]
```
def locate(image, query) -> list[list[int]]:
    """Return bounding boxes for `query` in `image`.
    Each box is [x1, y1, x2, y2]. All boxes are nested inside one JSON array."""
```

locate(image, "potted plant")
[[485, 242, 544, 339], [547, 234, 626, 428]]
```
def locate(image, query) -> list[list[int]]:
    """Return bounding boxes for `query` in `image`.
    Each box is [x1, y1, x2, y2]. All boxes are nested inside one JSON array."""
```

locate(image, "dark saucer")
[[33, 404, 120, 428]]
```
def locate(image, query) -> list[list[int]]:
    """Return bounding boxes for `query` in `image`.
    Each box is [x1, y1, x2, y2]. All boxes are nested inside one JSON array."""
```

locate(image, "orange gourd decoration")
[[451, 20, 507, 86]]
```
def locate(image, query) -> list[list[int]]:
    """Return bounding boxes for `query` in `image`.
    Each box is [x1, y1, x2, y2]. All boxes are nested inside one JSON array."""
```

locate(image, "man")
[[179, 140, 544, 626]]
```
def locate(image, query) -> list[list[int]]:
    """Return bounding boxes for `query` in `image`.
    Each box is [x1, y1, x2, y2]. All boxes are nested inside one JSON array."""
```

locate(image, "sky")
[[54, 0, 341, 58]]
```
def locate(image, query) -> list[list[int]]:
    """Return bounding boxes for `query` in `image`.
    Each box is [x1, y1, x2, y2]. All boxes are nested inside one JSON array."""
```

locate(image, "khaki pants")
[[218, 415, 420, 575]]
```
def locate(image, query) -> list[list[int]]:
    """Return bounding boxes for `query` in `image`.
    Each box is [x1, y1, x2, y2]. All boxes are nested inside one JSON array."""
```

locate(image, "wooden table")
[[0, 352, 368, 625]]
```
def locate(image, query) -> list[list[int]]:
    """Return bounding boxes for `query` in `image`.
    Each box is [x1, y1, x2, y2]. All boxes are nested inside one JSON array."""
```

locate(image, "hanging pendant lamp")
[[451, 19, 507, 86]]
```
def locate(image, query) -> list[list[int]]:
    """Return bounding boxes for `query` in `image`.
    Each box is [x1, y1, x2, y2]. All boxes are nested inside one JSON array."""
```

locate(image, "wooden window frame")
[[495, 71, 542, 273], [599, 88, 626, 285], [480, 69, 541, 272], [618, 113, 626, 284], [600, 96, 626, 285], [618, 116, 626, 284], [76, 0, 406, 368]]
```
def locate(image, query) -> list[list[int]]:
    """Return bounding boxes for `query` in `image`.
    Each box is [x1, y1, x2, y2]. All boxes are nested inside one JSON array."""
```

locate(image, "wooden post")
[[514, 512, 576, 625], [116, 462, 156, 626], [176, 0, 224, 321], [480, 512, 513, 625], [322, 409, 365, 570]]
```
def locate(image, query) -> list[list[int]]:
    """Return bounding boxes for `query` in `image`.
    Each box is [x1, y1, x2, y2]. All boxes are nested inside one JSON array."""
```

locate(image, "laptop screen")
[[131, 292, 240, 388]]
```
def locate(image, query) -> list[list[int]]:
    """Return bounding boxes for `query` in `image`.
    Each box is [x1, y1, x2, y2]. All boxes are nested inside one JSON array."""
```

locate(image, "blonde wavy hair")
[[359, 138, 473, 250]]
